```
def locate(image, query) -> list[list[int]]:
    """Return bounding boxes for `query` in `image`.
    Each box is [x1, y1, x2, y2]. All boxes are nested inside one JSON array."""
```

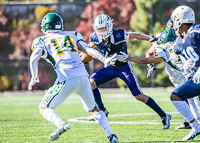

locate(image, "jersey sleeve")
[[154, 46, 168, 62], [31, 37, 46, 58], [73, 31, 83, 40], [124, 30, 130, 41], [89, 31, 99, 44]]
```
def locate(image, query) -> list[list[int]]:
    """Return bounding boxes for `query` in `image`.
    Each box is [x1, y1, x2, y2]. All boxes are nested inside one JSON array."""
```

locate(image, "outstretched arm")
[[28, 48, 42, 90], [117, 51, 163, 64], [126, 55, 163, 64], [128, 32, 156, 42]]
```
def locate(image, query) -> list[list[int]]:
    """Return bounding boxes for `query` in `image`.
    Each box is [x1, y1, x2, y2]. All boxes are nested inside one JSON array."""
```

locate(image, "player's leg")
[[188, 97, 200, 122], [118, 62, 171, 129], [89, 67, 116, 116], [39, 80, 75, 141], [77, 76, 118, 142], [171, 79, 200, 140]]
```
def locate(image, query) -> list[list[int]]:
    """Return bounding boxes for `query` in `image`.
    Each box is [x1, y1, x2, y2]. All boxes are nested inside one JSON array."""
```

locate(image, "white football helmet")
[[170, 5, 195, 36], [93, 14, 113, 39]]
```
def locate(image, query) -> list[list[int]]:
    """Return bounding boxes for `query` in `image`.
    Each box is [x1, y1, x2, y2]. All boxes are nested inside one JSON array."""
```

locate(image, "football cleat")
[[161, 113, 171, 129], [87, 109, 109, 121], [49, 123, 70, 141], [107, 134, 118, 143], [182, 124, 200, 141], [175, 122, 191, 129]]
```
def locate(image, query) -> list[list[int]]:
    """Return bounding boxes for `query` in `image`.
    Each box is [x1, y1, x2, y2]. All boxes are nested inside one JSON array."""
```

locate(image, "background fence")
[[0, 0, 200, 91]]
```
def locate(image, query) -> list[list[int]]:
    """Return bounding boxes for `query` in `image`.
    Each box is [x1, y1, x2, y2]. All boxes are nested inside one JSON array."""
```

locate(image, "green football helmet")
[[157, 29, 177, 45], [165, 19, 173, 30], [41, 12, 64, 34]]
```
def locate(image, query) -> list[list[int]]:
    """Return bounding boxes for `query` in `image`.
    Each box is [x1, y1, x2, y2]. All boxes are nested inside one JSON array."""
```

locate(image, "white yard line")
[[68, 112, 182, 124]]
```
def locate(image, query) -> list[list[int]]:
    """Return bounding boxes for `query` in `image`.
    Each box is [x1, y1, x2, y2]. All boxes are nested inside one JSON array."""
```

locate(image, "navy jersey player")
[[169, 5, 200, 141], [86, 14, 171, 130]]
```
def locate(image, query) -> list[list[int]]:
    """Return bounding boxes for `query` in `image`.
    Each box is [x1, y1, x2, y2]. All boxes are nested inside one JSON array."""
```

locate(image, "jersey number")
[[51, 36, 78, 56], [182, 46, 199, 62]]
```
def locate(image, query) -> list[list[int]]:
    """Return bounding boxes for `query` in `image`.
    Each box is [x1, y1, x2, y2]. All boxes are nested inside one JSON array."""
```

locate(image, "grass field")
[[0, 88, 199, 143]]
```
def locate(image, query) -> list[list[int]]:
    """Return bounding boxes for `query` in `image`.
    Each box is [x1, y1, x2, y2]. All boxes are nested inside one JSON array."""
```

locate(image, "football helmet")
[[41, 12, 64, 34], [157, 29, 177, 45], [165, 19, 173, 30], [93, 14, 113, 39], [170, 6, 195, 36]]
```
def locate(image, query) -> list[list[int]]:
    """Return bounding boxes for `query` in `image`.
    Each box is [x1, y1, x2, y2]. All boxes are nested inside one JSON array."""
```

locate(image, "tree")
[[75, 0, 136, 42], [125, 0, 172, 87]]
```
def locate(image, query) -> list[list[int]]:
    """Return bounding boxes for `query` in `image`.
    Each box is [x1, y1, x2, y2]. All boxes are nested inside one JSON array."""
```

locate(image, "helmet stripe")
[[99, 14, 102, 24]]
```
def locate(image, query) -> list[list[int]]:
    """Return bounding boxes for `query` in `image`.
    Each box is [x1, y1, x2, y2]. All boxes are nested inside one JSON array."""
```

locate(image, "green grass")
[[0, 89, 199, 143]]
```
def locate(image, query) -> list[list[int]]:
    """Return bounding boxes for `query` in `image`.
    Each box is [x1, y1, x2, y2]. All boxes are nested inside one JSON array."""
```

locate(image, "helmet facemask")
[[93, 14, 113, 39]]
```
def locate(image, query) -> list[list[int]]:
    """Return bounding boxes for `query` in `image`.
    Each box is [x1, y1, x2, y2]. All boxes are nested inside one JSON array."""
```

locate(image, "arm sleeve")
[[78, 40, 105, 62], [30, 38, 44, 78], [30, 47, 43, 79]]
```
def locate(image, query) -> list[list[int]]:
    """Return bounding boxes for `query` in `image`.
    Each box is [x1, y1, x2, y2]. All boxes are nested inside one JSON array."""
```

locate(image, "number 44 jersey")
[[31, 31, 89, 82]]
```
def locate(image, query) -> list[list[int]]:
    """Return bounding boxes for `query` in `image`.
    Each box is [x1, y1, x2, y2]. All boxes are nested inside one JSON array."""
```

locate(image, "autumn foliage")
[[75, 0, 136, 41]]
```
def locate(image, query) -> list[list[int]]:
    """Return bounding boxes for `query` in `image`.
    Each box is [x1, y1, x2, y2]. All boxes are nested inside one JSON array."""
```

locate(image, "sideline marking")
[[68, 112, 182, 124]]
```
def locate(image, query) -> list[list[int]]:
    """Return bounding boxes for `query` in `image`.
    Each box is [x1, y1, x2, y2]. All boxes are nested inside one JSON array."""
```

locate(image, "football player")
[[169, 5, 200, 141], [28, 12, 118, 142], [117, 28, 200, 131], [86, 14, 171, 130], [145, 20, 200, 130]]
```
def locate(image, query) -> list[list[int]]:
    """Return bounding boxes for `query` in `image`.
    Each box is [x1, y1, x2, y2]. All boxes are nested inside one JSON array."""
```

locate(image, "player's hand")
[[117, 51, 129, 62], [28, 76, 39, 90], [147, 64, 160, 78], [193, 68, 200, 84], [149, 36, 158, 42], [103, 53, 117, 68], [184, 59, 195, 74]]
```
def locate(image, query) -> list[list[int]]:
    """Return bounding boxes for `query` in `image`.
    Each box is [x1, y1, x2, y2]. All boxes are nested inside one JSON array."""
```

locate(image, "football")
[[79, 51, 92, 63]]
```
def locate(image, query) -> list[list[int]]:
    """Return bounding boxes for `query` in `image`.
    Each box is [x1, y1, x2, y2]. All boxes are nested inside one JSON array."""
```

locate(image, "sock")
[[43, 108, 66, 127], [171, 101, 195, 123], [187, 97, 200, 119], [145, 97, 166, 117], [94, 111, 113, 137], [190, 120, 199, 129], [93, 88, 106, 111]]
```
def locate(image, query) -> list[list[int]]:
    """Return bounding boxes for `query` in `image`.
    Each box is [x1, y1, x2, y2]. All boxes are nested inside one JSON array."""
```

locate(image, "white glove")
[[116, 51, 129, 62], [184, 59, 195, 74], [28, 77, 39, 90], [193, 68, 200, 84], [103, 53, 117, 68]]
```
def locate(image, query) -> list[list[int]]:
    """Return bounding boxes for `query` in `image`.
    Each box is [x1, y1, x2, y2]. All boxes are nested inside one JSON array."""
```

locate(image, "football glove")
[[183, 59, 196, 74], [193, 68, 200, 84], [28, 76, 39, 90], [116, 51, 129, 62], [149, 36, 158, 42], [147, 64, 160, 78], [103, 53, 117, 68]]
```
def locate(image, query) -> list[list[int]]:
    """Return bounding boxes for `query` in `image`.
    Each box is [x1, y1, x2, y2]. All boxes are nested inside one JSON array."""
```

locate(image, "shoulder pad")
[[31, 36, 45, 51], [154, 45, 168, 62], [112, 29, 128, 44], [89, 31, 99, 43], [73, 31, 83, 40]]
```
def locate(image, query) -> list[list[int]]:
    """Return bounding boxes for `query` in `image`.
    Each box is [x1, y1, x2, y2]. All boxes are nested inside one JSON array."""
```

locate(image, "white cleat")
[[49, 123, 70, 141], [182, 124, 200, 141]]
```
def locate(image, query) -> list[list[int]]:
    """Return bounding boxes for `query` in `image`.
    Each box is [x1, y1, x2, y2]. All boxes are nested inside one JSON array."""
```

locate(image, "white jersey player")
[[116, 29, 200, 127], [28, 12, 118, 142]]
